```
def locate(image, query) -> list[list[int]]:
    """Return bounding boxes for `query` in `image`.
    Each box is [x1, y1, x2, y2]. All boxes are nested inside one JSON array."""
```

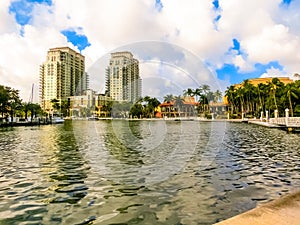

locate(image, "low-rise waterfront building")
[[158, 96, 199, 118], [68, 90, 113, 118], [69, 89, 96, 117], [209, 102, 228, 115]]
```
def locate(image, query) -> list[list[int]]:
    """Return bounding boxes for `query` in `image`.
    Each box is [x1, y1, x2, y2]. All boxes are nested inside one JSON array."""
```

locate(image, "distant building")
[[209, 102, 228, 115], [69, 89, 95, 117], [69, 89, 95, 109], [96, 94, 113, 117], [68, 90, 113, 118], [234, 77, 294, 88], [39, 47, 88, 111], [105, 51, 141, 102], [158, 96, 199, 118]]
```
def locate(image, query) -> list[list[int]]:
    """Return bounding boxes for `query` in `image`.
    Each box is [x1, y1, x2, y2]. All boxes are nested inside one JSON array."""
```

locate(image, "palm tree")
[[267, 78, 283, 111], [183, 88, 194, 97], [214, 90, 222, 103], [174, 95, 184, 116], [164, 94, 174, 103], [142, 96, 160, 118], [27, 103, 42, 121], [235, 87, 245, 116], [285, 83, 298, 117], [193, 87, 202, 102], [225, 85, 236, 115], [241, 80, 255, 114], [51, 99, 60, 111], [199, 94, 208, 113], [198, 85, 211, 113], [256, 83, 267, 114]]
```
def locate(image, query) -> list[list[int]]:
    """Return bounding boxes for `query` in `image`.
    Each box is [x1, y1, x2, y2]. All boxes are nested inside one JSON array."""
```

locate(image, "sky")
[[1, 0, 300, 102]]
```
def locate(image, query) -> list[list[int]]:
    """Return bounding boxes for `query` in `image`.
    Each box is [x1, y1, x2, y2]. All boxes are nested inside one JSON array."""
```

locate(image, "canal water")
[[0, 120, 299, 224]]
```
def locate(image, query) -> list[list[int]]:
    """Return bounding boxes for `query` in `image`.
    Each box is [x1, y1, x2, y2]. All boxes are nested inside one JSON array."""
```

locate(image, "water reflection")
[[0, 122, 90, 224], [0, 121, 299, 224], [46, 121, 89, 205], [104, 121, 145, 166]]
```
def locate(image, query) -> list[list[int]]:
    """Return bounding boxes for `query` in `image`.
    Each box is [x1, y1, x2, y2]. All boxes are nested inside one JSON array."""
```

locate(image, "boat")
[[88, 116, 99, 121], [51, 117, 65, 124]]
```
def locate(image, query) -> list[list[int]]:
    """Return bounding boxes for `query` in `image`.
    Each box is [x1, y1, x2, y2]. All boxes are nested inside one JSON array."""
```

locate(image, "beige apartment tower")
[[105, 51, 141, 102], [39, 47, 88, 111]]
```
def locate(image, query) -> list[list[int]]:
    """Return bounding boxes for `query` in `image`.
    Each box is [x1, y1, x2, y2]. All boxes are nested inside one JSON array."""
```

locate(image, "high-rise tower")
[[105, 51, 141, 102], [39, 47, 88, 111]]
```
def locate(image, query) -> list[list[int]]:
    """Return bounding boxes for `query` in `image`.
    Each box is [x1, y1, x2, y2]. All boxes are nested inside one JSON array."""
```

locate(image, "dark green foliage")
[[225, 78, 300, 118]]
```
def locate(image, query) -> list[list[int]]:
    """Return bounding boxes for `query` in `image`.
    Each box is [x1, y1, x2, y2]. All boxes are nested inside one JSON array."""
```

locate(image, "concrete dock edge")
[[214, 190, 300, 225]]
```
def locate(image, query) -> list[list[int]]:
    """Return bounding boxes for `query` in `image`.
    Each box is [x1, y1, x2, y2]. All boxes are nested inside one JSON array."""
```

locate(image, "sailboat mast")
[[29, 83, 34, 103]]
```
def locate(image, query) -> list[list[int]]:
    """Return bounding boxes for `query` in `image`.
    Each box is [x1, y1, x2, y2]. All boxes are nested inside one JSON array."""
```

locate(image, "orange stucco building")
[[157, 96, 199, 118]]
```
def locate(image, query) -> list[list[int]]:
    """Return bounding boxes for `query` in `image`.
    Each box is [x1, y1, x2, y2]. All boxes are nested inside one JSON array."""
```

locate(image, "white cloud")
[[233, 55, 253, 72], [260, 67, 288, 78], [0, 0, 19, 34], [1, 0, 300, 102]]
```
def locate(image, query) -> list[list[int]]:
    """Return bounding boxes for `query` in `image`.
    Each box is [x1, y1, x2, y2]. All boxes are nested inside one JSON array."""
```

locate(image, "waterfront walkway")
[[214, 190, 300, 225], [248, 120, 283, 128], [248, 117, 300, 132]]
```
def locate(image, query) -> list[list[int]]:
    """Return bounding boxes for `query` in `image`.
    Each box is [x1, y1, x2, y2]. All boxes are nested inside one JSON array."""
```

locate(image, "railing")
[[269, 117, 300, 127]]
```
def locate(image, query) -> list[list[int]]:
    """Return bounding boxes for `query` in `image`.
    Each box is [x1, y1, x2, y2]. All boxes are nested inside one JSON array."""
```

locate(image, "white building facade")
[[105, 51, 141, 102], [39, 47, 88, 111]]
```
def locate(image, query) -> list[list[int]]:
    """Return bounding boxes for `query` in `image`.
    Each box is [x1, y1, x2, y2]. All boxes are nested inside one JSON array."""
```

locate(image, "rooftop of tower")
[[48, 46, 84, 58], [111, 51, 134, 59]]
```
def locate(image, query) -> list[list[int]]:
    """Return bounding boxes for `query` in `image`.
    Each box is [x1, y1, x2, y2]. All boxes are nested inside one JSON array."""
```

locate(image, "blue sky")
[[1, 0, 299, 100]]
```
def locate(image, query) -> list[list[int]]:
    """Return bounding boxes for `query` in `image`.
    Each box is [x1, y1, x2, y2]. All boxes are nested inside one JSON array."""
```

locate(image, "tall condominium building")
[[39, 47, 88, 111], [105, 51, 141, 102]]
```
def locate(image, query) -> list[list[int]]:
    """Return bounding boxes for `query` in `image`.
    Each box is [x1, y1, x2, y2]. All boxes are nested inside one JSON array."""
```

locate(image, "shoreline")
[[214, 189, 300, 225], [2, 117, 300, 133]]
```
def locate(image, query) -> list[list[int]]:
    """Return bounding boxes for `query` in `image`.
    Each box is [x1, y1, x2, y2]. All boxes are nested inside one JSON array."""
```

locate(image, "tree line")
[[0, 85, 42, 122], [101, 84, 223, 118], [1, 83, 223, 121], [164, 85, 223, 113], [225, 78, 300, 118]]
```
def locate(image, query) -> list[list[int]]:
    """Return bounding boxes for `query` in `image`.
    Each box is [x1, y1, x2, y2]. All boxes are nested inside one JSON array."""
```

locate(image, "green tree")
[[284, 83, 298, 117], [214, 90, 222, 102], [183, 88, 194, 97], [51, 99, 60, 111], [225, 85, 236, 115], [174, 95, 184, 116], [163, 94, 174, 102], [198, 85, 211, 113], [0, 85, 10, 117], [27, 103, 42, 121], [267, 78, 283, 111], [193, 87, 202, 102], [61, 100, 71, 117], [111, 102, 131, 118], [201, 84, 210, 95], [7, 87, 22, 122], [142, 96, 160, 118], [241, 80, 256, 115], [130, 103, 143, 118], [224, 78, 300, 118]]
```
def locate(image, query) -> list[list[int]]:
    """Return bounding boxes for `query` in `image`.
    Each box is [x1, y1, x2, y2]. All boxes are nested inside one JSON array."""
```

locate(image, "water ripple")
[[0, 121, 299, 224]]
